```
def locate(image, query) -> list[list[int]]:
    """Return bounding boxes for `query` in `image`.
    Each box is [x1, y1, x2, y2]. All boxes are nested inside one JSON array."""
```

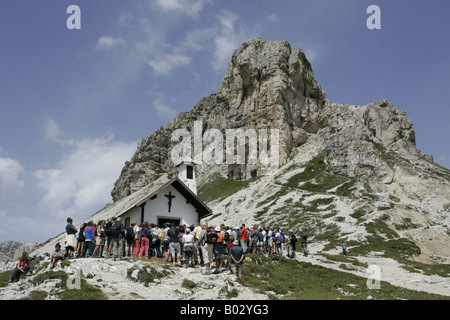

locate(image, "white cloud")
[[0, 157, 25, 201], [152, 0, 211, 19], [96, 36, 127, 51], [145, 53, 191, 75], [44, 118, 61, 140], [33, 135, 136, 221], [213, 10, 249, 72]]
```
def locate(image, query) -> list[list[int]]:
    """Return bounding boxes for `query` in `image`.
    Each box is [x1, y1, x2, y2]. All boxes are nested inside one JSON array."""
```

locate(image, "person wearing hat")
[[229, 240, 245, 279], [182, 228, 195, 267], [213, 226, 227, 273]]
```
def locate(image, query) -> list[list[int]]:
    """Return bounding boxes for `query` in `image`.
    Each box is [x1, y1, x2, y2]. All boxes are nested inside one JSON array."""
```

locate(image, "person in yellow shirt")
[[194, 222, 203, 266]]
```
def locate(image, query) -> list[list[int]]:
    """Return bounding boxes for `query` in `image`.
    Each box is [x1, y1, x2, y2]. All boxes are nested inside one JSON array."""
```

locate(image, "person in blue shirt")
[[81, 220, 95, 258], [341, 240, 347, 256], [229, 240, 245, 280]]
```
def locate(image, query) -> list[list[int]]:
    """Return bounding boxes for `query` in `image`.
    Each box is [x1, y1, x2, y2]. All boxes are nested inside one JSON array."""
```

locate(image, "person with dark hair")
[[299, 229, 308, 257], [81, 220, 95, 258], [150, 223, 162, 259], [139, 222, 150, 258], [125, 223, 135, 257], [76, 222, 87, 258], [168, 223, 181, 265], [51, 243, 65, 269], [341, 240, 347, 256], [9, 252, 33, 282], [65, 217, 77, 259], [240, 224, 248, 253], [93, 220, 106, 258]]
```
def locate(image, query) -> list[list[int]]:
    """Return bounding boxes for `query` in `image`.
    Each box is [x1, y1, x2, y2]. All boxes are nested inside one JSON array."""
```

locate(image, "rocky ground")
[[0, 255, 267, 301], [1, 244, 449, 300]]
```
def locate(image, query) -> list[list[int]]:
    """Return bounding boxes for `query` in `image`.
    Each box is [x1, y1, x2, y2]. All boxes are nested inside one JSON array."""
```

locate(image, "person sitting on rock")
[[9, 252, 34, 283], [50, 243, 65, 269]]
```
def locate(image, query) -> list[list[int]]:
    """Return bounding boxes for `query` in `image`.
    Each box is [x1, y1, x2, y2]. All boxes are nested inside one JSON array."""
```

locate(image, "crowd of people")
[[8, 217, 311, 283], [63, 217, 310, 275]]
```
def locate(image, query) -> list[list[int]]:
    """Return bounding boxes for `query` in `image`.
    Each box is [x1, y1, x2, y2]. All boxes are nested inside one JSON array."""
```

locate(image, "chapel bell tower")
[[176, 158, 197, 195]]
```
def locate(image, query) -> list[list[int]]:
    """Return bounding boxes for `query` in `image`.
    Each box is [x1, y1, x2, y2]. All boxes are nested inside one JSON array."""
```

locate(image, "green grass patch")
[[198, 173, 254, 203], [127, 265, 172, 287], [286, 155, 349, 193], [241, 254, 447, 300]]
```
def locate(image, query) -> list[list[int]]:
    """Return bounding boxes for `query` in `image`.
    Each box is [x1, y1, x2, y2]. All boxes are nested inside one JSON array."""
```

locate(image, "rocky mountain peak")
[[111, 38, 441, 203]]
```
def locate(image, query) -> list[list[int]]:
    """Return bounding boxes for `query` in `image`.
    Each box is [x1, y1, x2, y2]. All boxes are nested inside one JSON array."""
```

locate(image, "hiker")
[[240, 224, 248, 253], [258, 228, 266, 254], [112, 217, 125, 261], [9, 252, 34, 282], [178, 225, 186, 262], [287, 230, 297, 259], [213, 226, 227, 273], [182, 228, 195, 267], [81, 220, 95, 258], [198, 222, 214, 275], [125, 223, 135, 257], [150, 223, 162, 259], [229, 240, 245, 280], [163, 223, 171, 262], [50, 243, 65, 269], [65, 217, 77, 259], [93, 220, 105, 258], [76, 222, 87, 258], [266, 227, 274, 254], [299, 229, 308, 256], [341, 240, 347, 256], [133, 221, 141, 257], [139, 222, 150, 258], [104, 218, 114, 258], [167, 223, 181, 265], [193, 222, 202, 265], [274, 227, 282, 255]]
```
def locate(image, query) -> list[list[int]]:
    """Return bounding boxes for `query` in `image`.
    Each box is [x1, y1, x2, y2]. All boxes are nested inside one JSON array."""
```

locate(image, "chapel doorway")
[[158, 217, 181, 227]]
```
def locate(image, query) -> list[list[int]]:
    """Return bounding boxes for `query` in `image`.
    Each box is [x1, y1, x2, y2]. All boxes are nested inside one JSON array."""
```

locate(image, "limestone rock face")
[[110, 38, 434, 202], [0, 241, 22, 262], [12, 242, 40, 260], [0, 241, 40, 262]]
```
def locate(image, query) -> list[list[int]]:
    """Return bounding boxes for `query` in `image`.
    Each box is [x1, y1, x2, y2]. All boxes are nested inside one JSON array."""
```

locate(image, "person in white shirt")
[[132, 221, 141, 257], [182, 228, 195, 267]]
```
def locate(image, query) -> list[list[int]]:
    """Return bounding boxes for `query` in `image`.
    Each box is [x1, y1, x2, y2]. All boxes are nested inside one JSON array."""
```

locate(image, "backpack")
[[224, 231, 230, 242], [125, 227, 135, 241], [141, 226, 150, 239], [291, 234, 298, 243], [111, 222, 123, 238], [78, 228, 85, 241], [279, 232, 285, 243], [104, 222, 112, 237], [205, 228, 219, 244]]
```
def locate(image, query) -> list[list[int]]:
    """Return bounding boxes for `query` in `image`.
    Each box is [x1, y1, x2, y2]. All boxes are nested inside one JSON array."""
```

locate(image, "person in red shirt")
[[9, 252, 34, 282], [240, 224, 248, 253]]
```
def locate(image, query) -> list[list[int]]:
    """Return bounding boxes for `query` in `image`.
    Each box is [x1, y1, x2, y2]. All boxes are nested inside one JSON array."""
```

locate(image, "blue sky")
[[0, 0, 449, 242]]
